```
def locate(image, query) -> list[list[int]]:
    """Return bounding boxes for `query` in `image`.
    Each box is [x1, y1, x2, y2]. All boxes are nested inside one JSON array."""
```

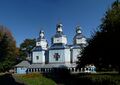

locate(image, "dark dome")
[[53, 32, 66, 38], [32, 46, 45, 51], [74, 33, 85, 39]]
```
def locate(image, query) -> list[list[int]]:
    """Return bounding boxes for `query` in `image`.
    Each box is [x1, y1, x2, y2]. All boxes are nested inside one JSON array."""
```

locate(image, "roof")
[[72, 45, 81, 49], [28, 63, 77, 69], [32, 46, 45, 51], [72, 44, 87, 49], [15, 61, 77, 69], [50, 43, 69, 50], [53, 32, 66, 38], [74, 33, 85, 39], [15, 61, 30, 67], [36, 37, 46, 42]]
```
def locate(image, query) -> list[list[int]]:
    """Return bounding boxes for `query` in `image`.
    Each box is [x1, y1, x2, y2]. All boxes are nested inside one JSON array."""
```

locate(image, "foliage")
[[0, 25, 18, 72], [78, 0, 120, 71], [19, 38, 36, 60], [75, 74, 120, 85], [15, 73, 56, 85], [0, 73, 24, 85]]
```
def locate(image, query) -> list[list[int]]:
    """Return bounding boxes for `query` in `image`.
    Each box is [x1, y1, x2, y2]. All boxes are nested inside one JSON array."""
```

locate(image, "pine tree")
[[78, 0, 120, 71]]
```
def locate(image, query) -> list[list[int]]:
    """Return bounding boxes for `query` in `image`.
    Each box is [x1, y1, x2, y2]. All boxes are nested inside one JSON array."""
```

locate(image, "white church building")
[[15, 23, 95, 74]]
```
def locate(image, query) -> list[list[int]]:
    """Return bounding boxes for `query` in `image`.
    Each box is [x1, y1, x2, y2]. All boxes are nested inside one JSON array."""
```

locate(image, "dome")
[[73, 25, 87, 45], [32, 46, 44, 51], [51, 23, 67, 45], [74, 33, 85, 39], [54, 32, 66, 38], [37, 30, 45, 42], [74, 26, 85, 39]]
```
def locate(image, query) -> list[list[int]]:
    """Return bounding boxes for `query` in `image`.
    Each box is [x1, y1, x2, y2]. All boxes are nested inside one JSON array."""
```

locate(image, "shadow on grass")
[[43, 68, 120, 85], [0, 73, 25, 85], [43, 68, 92, 85]]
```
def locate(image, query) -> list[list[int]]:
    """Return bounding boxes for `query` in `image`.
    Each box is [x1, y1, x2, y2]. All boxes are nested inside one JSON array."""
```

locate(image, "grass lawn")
[[1, 72, 120, 85], [13, 73, 56, 85], [43, 72, 120, 85], [73, 73, 120, 85]]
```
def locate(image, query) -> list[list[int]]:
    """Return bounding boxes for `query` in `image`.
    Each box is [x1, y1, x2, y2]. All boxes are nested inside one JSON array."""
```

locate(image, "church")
[[15, 23, 92, 74]]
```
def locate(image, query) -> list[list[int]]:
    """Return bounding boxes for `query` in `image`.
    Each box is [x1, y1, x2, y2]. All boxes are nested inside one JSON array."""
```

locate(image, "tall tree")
[[0, 25, 18, 72], [78, 0, 120, 71]]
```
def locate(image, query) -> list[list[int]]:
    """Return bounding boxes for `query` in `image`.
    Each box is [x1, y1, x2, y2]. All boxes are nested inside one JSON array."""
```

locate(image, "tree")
[[19, 38, 36, 60], [0, 25, 18, 72], [78, 0, 120, 71]]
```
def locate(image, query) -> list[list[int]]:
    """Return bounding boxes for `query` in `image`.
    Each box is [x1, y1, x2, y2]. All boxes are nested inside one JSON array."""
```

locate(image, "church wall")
[[76, 38, 86, 44], [16, 67, 27, 74], [49, 49, 65, 63], [64, 49, 71, 63], [36, 41, 47, 49], [72, 48, 81, 63], [53, 37, 67, 44], [32, 51, 45, 63]]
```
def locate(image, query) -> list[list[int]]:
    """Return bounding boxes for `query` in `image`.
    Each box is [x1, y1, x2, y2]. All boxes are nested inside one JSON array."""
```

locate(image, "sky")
[[0, 0, 115, 47]]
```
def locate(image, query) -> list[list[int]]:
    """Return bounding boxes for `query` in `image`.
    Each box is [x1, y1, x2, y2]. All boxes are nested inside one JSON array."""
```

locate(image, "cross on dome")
[[39, 30, 44, 38], [76, 26, 82, 34], [56, 23, 63, 33]]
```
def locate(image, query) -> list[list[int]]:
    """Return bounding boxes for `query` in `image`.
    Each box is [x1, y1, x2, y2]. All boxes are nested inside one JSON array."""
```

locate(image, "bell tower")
[[49, 23, 70, 64], [73, 26, 87, 45], [32, 30, 48, 64], [36, 30, 48, 50], [52, 23, 67, 45], [72, 26, 87, 63]]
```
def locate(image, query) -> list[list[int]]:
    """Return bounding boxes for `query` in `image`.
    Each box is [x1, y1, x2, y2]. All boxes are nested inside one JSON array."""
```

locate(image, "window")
[[36, 56, 39, 60]]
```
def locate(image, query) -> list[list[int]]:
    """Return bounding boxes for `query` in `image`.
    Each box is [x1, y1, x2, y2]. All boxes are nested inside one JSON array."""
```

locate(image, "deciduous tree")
[[0, 25, 18, 72], [19, 38, 36, 60]]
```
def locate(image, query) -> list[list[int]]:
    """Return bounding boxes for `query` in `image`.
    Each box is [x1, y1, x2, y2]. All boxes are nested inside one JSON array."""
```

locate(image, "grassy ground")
[[71, 73, 120, 85], [43, 71, 120, 85], [13, 73, 56, 85], [0, 73, 56, 85], [1, 72, 120, 85]]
